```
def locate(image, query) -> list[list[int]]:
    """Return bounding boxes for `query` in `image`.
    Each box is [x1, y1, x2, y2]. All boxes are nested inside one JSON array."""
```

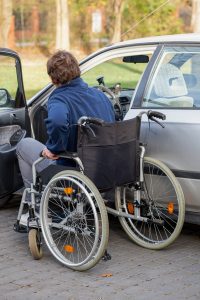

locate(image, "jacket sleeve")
[[45, 96, 70, 154]]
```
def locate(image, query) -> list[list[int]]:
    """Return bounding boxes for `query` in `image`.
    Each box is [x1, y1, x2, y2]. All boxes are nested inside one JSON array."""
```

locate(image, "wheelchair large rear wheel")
[[115, 157, 185, 249], [40, 170, 109, 271]]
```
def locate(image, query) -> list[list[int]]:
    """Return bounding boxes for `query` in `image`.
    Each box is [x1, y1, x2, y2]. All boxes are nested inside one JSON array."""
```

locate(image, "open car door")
[[0, 48, 31, 207]]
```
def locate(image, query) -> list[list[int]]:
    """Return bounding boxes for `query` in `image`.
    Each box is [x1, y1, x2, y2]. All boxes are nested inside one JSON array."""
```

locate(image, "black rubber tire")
[[115, 157, 185, 249], [40, 170, 109, 271]]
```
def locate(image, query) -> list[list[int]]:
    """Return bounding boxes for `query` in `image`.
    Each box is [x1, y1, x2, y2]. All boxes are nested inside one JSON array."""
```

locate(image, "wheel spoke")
[[115, 157, 185, 249], [40, 171, 108, 270]]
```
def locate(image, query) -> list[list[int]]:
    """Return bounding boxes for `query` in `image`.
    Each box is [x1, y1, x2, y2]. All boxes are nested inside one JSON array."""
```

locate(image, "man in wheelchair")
[[16, 50, 115, 224], [14, 51, 185, 271]]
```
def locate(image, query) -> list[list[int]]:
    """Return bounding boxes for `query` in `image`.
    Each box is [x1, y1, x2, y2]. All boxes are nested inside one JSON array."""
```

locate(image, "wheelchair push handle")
[[78, 116, 105, 126], [139, 110, 166, 128], [147, 110, 166, 128], [147, 110, 166, 121], [78, 116, 104, 138]]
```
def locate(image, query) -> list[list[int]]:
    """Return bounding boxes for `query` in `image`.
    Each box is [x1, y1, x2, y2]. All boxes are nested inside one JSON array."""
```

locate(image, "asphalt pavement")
[[0, 196, 200, 300]]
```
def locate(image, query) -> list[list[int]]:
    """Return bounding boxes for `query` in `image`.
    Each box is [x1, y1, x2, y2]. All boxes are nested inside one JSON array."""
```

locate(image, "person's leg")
[[16, 137, 53, 188]]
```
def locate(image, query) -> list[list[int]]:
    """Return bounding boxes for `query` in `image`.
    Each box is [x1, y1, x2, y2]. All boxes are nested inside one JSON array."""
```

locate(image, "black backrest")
[[77, 117, 141, 190]]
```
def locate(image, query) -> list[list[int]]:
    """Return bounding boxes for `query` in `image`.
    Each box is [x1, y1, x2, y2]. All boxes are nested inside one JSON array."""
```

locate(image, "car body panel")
[[125, 109, 200, 213], [124, 41, 200, 221]]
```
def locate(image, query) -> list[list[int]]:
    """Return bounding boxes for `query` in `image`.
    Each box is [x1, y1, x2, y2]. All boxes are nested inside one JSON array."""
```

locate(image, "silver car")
[[0, 33, 200, 224]]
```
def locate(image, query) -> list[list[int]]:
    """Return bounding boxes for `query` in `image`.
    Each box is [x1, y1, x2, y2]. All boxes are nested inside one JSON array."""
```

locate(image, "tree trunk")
[[111, 0, 124, 43], [0, 0, 13, 47], [191, 0, 200, 33], [56, 0, 70, 50]]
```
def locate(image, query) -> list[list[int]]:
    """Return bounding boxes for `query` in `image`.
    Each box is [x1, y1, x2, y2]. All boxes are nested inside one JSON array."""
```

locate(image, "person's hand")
[[42, 148, 59, 160]]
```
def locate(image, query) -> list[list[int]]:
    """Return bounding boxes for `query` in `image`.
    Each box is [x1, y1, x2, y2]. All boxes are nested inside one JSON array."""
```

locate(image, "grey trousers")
[[16, 138, 54, 188]]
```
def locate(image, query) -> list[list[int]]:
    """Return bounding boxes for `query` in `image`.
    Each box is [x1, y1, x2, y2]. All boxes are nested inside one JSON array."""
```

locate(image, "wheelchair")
[[14, 110, 185, 271]]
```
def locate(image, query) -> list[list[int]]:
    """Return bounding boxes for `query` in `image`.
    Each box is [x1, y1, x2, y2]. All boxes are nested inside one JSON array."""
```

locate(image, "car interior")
[[148, 63, 194, 107], [143, 51, 200, 108], [32, 54, 150, 144]]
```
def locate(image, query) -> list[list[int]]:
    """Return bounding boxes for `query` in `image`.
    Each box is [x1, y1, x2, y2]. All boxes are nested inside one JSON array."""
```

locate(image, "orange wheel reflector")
[[64, 245, 75, 253], [127, 202, 134, 214], [168, 202, 174, 214], [64, 187, 73, 195]]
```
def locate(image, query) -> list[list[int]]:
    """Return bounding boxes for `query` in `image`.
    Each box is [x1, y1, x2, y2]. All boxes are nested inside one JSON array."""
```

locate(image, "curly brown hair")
[[47, 50, 80, 85]]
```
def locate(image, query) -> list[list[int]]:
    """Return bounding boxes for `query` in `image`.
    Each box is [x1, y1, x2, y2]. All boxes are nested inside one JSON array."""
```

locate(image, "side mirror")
[[0, 89, 11, 107]]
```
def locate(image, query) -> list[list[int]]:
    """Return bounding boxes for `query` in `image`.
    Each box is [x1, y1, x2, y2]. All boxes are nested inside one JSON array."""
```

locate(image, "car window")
[[82, 55, 150, 118], [0, 55, 18, 109], [82, 57, 148, 89], [142, 46, 200, 108]]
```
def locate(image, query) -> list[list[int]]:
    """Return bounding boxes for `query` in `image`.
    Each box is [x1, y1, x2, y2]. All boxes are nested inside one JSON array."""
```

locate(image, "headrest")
[[154, 63, 188, 98]]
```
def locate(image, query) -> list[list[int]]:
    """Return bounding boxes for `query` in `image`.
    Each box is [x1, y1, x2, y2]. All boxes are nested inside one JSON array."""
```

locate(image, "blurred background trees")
[[0, 0, 13, 47], [191, 0, 200, 33], [56, 0, 70, 49], [0, 0, 198, 99], [0, 0, 198, 56]]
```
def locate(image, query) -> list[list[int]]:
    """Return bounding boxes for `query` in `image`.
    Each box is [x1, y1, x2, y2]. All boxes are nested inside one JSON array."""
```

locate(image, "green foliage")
[[13, 0, 56, 49], [69, 0, 108, 52], [3, 0, 187, 98], [14, 0, 55, 13], [122, 0, 183, 39], [11, 0, 185, 53]]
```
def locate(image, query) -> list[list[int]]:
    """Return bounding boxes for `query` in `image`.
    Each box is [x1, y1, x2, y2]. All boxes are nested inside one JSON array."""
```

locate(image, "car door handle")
[[9, 113, 19, 124]]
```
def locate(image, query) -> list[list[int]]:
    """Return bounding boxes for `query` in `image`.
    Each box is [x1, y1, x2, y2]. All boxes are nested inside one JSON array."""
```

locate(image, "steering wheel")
[[96, 85, 123, 120]]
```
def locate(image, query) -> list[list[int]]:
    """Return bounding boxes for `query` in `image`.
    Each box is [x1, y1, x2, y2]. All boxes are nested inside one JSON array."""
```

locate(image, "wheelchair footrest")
[[13, 222, 27, 233]]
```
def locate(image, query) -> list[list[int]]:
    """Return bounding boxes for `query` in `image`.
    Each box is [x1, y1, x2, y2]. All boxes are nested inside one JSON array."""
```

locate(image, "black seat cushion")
[[37, 164, 78, 185]]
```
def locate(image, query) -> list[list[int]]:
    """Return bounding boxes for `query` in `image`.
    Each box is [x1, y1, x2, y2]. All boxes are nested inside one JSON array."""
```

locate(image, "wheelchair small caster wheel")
[[28, 229, 43, 260], [102, 250, 111, 261]]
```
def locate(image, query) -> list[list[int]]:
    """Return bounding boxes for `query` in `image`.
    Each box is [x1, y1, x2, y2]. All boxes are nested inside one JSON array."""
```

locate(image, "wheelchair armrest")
[[58, 151, 78, 159], [58, 151, 84, 171], [39, 150, 78, 159]]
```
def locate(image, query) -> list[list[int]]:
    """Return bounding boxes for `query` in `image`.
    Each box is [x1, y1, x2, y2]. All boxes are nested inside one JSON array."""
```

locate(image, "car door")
[[0, 48, 31, 203], [125, 44, 200, 222]]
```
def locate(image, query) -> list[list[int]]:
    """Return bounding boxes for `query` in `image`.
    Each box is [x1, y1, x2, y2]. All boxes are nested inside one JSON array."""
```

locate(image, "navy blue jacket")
[[45, 77, 115, 156]]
